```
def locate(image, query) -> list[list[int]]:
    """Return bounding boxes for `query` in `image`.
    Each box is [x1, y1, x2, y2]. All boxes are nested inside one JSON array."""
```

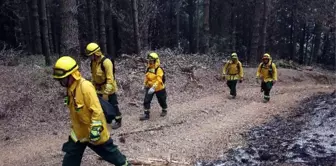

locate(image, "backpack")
[[97, 95, 116, 124], [91, 56, 116, 81], [78, 80, 116, 124], [146, 67, 166, 84], [236, 62, 241, 74]]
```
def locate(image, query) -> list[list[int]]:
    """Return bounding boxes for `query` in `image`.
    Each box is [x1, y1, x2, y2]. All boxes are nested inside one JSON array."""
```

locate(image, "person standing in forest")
[[256, 53, 278, 102], [222, 53, 244, 99], [86, 42, 122, 129], [52, 56, 130, 166], [140, 52, 168, 121]]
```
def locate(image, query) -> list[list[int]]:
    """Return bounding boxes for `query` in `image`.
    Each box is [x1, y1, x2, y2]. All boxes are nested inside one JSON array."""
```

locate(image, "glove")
[[102, 94, 109, 101], [104, 84, 113, 94], [148, 87, 155, 94], [239, 79, 243, 83], [64, 96, 69, 105], [90, 121, 103, 142], [222, 75, 226, 80]]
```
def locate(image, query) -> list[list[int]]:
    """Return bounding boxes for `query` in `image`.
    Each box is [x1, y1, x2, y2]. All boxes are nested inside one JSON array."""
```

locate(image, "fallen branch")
[[118, 121, 185, 137], [129, 157, 191, 166]]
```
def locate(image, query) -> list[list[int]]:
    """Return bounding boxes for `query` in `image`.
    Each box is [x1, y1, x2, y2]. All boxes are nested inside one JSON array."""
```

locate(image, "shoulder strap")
[[237, 62, 241, 73], [99, 57, 107, 72], [155, 67, 162, 74]]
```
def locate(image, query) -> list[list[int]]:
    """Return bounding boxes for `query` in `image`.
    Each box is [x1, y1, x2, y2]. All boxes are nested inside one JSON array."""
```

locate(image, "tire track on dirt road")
[[115, 84, 333, 162]]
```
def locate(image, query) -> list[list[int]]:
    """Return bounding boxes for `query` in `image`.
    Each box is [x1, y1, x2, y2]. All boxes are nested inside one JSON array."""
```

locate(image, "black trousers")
[[261, 81, 273, 100], [62, 137, 128, 166], [143, 88, 167, 110], [226, 80, 238, 96]]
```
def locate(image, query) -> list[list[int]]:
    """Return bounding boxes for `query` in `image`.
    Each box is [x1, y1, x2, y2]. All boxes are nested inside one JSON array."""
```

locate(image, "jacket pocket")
[[75, 102, 90, 125]]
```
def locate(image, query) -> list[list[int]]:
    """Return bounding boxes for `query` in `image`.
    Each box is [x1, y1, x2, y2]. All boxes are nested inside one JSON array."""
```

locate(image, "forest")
[[0, 0, 335, 68]]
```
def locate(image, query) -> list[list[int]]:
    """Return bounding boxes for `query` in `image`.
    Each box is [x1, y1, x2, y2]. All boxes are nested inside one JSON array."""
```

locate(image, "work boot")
[[228, 95, 236, 99], [111, 119, 122, 129], [160, 109, 167, 117], [263, 98, 270, 103], [139, 111, 150, 121]]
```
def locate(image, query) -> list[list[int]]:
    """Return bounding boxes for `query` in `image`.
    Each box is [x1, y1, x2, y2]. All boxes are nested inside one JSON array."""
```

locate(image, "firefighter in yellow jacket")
[[52, 56, 129, 166], [140, 52, 168, 121], [222, 53, 244, 98], [256, 53, 278, 102], [86, 43, 122, 129]]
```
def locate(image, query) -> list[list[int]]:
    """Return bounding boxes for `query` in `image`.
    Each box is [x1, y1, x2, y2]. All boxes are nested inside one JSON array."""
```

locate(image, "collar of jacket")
[[97, 55, 105, 62], [229, 60, 238, 64], [68, 78, 81, 92]]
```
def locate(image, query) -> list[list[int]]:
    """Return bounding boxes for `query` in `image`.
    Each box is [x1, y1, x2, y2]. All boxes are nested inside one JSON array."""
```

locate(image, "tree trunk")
[[168, 0, 174, 48], [59, 0, 80, 56], [203, 0, 210, 54], [47, 1, 54, 54], [25, 0, 33, 53], [77, 0, 87, 56], [249, 0, 262, 65], [259, 0, 269, 57], [299, 23, 305, 64], [106, 0, 116, 58], [312, 23, 322, 64], [131, 0, 141, 55], [187, 0, 195, 53], [289, 0, 297, 61], [304, 27, 310, 65], [86, 0, 96, 41], [176, 1, 181, 49], [39, 0, 51, 65], [97, 0, 107, 53], [52, 6, 59, 54], [230, 1, 237, 51], [195, 0, 200, 53], [51, 0, 60, 54], [32, 0, 42, 54], [321, 30, 330, 64]]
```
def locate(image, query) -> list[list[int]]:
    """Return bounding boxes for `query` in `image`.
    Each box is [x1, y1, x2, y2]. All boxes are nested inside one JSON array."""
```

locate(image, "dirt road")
[[1, 83, 333, 166]]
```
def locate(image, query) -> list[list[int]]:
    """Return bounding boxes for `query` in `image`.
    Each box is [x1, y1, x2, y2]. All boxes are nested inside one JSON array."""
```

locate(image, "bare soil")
[[197, 92, 336, 166], [0, 53, 335, 166]]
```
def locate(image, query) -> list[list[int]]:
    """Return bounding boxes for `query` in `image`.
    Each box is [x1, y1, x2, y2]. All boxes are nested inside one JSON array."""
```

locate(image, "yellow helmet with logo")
[[53, 56, 78, 79], [231, 52, 238, 59], [262, 53, 271, 60], [147, 52, 159, 60], [86, 42, 101, 56]]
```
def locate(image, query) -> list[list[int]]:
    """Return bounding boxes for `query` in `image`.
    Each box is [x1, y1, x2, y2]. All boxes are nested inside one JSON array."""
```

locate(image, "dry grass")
[[1, 51, 335, 135]]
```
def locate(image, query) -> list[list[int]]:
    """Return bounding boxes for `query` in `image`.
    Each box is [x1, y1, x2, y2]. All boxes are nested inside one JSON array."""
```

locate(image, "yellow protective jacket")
[[144, 58, 165, 92], [222, 60, 244, 81], [67, 74, 110, 145], [256, 61, 278, 82], [91, 55, 118, 95]]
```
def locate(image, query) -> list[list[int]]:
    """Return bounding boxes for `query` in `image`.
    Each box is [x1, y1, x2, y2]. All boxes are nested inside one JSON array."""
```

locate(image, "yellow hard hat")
[[231, 52, 238, 59], [53, 56, 78, 79], [262, 53, 271, 60], [147, 52, 159, 60], [86, 43, 100, 56]]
